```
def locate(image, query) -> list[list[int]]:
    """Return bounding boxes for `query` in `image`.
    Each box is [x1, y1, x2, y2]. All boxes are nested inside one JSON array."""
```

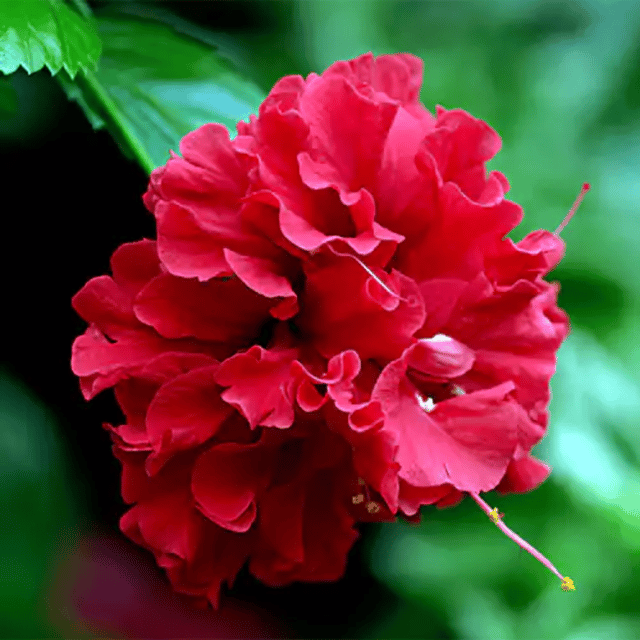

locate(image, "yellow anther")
[[489, 507, 503, 524], [561, 577, 575, 592], [352, 494, 364, 504], [366, 501, 381, 514], [357, 477, 366, 486]]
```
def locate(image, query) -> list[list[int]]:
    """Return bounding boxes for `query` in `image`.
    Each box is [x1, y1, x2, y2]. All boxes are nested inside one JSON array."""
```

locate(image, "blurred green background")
[[1, 1, 639, 638]]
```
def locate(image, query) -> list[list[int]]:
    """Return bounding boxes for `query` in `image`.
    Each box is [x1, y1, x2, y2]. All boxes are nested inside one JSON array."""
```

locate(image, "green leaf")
[[67, 15, 266, 174], [0, 0, 101, 78]]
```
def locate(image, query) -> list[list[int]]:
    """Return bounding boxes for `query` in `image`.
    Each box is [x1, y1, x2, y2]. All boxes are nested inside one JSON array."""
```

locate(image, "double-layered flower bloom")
[[72, 53, 573, 606]]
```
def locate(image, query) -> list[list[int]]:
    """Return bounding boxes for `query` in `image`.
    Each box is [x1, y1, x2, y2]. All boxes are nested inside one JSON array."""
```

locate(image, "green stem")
[[60, 0, 155, 174], [81, 69, 157, 175]]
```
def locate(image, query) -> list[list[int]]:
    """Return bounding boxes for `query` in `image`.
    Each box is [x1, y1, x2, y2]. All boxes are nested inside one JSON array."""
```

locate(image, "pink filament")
[[554, 182, 591, 235], [327, 244, 410, 303], [469, 492, 565, 581]]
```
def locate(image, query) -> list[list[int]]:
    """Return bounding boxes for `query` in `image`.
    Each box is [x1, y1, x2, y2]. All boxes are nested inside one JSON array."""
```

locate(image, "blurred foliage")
[[0, 0, 639, 638], [0, 369, 77, 639]]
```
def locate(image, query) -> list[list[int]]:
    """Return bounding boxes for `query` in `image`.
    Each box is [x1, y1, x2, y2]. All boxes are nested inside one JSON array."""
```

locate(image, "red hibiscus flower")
[[72, 52, 580, 605]]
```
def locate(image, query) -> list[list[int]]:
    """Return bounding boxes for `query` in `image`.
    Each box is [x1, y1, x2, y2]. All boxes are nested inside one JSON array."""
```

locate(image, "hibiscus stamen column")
[[470, 492, 575, 591]]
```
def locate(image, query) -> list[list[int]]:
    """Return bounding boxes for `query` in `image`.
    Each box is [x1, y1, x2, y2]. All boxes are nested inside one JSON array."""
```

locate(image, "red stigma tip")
[[583, 182, 591, 191]]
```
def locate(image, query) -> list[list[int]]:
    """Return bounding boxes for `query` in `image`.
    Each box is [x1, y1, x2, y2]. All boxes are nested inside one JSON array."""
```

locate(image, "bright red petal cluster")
[[72, 53, 569, 606]]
